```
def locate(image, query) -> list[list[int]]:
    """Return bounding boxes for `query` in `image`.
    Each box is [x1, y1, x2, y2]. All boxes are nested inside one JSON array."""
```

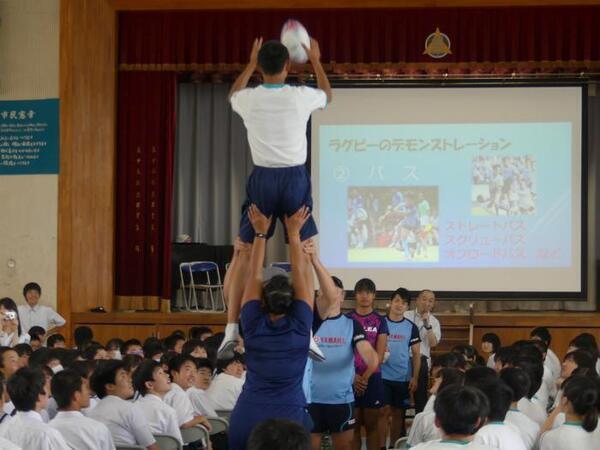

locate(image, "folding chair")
[[394, 436, 409, 449], [180, 425, 210, 446], [269, 262, 292, 272], [153, 434, 182, 450], [215, 409, 232, 421], [207, 417, 228, 435], [115, 446, 145, 450], [179, 261, 225, 311]]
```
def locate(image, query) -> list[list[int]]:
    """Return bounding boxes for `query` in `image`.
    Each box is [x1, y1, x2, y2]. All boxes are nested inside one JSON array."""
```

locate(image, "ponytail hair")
[[562, 374, 599, 432]]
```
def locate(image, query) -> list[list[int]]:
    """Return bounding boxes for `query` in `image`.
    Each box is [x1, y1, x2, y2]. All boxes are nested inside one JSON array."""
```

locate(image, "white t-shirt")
[[410, 439, 495, 450], [230, 85, 327, 167], [135, 394, 183, 445], [486, 354, 496, 369], [50, 410, 115, 450], [187, 387, 218, 418], [163, 383, 195, 426], [404, 310, 441, 363], [505, 409, 540, 450], [540, 423, 597, 450], [407, 411, 442, 446], [17, 304, 66, 332], [0, 411, 69, 450], [545, 349, 561, 381], [423, 394, 436, 414], [0, 333, 30, 347], [85, 395, 155, 448], [0, 436, 20, 450], [474, 422, 527, 450], [518, 397, 548, 427], [205, 372, 244, 411]]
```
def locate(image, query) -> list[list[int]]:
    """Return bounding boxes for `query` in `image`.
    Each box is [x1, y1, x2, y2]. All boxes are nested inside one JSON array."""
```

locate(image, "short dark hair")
[[494, 346, 516, 367], [390, 288, 410, 304], [431, 352, 467, 371], [469, 379, 512, 422], [74, 326, 93, 349], [0, 347, 16, 369], [51, 369, 83, 409], [354, 278, 376, 294], [434, 385, 488, 436], [216, 353, 242, 374], [193, 357, 214, 372], [331, 276, 344, 290], [499, 367, 530, 402], [47, 334, 66, 348], [464, 366, 497, 386], [23, 282, 42, 296], [90, 360, 125, 399], [257, 41, 290, 76], [143, 337, 165, 359], [482, 333, 501, 353], [182, 339, 206, 356], [121, 339, 142, 354], [8, 367, 46, 411], [510, 356, 543, 399], [247, 418, 310, 450], [13, 343, 32, 357], [164, 334, 185, 352], [168, 354, 195, 376], [68, 360, 97, 379], [189, 326, 213, 340], [530, 327, 551, 346], [106, 338, 124, 352], [132, 360, 161, 397], [122, 354, 143, 373], [82, 343, 105, 361], [569, 333, 599, 359], [29, 326, 46, 338], [436, 368, 465, 392], [564, 349, 598, 372]]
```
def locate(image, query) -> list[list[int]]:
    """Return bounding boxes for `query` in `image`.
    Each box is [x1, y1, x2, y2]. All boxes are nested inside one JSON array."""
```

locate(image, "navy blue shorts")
[[354, 372, 385, 409], [309, 402, 355, 434], [239, 165, 318, 243], [383, 379, 410, 408]]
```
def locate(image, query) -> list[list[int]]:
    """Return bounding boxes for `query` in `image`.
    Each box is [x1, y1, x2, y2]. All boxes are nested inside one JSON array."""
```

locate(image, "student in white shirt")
[[182, 339, 208, 359], [49, 369, 115, 450], [0, 367, 69, 449], [0, 298, 30, 347], [187, 357, 218, 417], [512, 355, 548, 427], [132, 360, 183, 445], [17, 283, 66, 334], [410, 384, 494, 450], [539, 375, 598, 450], [206, 354, 245, 411], [481, 333, 501, 370], [499, 367, 540, 450], [86, 360, 159, 450], [0, 348, 20, 382], [164, 354, 212, 430], [530, 327, 561, 382], [471, 378, 527, 450]]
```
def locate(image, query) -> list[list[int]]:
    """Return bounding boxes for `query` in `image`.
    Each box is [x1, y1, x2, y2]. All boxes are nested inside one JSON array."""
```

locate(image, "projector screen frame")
[[306, 79, 589, 301]]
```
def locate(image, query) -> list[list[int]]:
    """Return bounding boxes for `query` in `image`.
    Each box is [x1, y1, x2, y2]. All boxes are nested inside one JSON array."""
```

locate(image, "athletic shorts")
[[354, 372, 385, 409], [383, 379, 410, 408], [308, 403, 355, 434], [239, 165, 318, 243]]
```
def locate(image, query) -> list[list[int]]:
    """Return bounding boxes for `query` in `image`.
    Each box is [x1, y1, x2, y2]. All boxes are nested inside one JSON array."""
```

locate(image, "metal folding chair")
[[153, 434, 182, 450], [180, 425, 210, 446], [269, 262, 292, 272], [394, 436, 409, 449], [215, 409, 232, 421], [207, 416, 229, 435], [179, 261, 225, 312]]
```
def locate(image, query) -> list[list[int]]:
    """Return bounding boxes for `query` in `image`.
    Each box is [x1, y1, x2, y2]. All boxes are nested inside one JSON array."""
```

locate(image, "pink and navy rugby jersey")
[[346, 310, 389, 374]]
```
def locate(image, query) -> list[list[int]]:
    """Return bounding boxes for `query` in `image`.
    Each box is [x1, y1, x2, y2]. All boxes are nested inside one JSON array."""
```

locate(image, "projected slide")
[[311, 87, 583, 293]]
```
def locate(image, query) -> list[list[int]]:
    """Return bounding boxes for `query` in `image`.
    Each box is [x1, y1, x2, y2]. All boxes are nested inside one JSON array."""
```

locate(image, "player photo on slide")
[[471, 155, 536, 216], [347, 187, 439, 263]]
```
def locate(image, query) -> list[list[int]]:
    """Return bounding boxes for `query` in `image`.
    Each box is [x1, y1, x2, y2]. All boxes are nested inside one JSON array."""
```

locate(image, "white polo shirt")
[[85, 395, 154, 448], [17, 304, 66, 332], [545, 349, 561, 381], [404, 310, 441, 364], [0, 333, 30, 347], [474, 422, 527, 450], [163, 383, 195, 426], [518, 397, 547, 427], [187, 387, 218, 418], [410, 440, 495, 450], [50, 410, 115, 450], [205, 372, 244, 411], [423, 394, 436, 414], [407, 411, 441, 447], [230, 85, 327, 167], [540, 422, 597, 450], [0, 436, 20, 450], [0, 410, 69, 450], [505, 409, 540, 450], [136, 394, 183, 445]]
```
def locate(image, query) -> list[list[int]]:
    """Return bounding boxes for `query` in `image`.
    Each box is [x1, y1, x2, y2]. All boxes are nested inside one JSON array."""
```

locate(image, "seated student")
[[0, 298, 31, 347], [18, 283, 66, 335], [74, 326, 94, 352], [492, 346, 516, 373], [481, 333, 501, 369], [49, 369, 115, 450], [187, 358, 218, 418], [47, 334, 66, 349], [83, 343, 109, 361], [567, 333, 600, 377], [206, 354, 245, 411], [143, 337, 166, 362], [0, 347, 20, 381], [408, 368, 465, 447], [453, 345, 483, 370], [471, 378, 527, 450], [106, 338, 124, 360], [86, 360, 159, 450], [512, 356, 548, 427], [122, 354, 143, 378], [247, 418, 311, 450], [530, 327, 561, 381], [0, 372, 12, 426], [0, 367, 68, 449], [410, 384, 494, 449], [499, 367, 540, 450], [121, 339, 144, 357], [46, 360, 99, 420], [424, 352, 468, 413], [164, 354, 212, 430], [133, 360, 183, 446], [13, 344, 32, 369], [539, 375, 598, 450], [164, 334, 186, 355], [29, 328, 44, 351], [189, 326, 213, 342], [182, 339, 209, 359]]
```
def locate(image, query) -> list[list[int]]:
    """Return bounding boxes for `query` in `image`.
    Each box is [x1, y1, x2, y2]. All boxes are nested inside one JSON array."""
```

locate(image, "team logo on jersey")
[[364, 326, 379, 333]]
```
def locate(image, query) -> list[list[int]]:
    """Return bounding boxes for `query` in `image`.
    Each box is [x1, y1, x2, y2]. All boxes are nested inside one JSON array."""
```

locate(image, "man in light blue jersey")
[[382, 288, 421, 444], [302, 241, 378, 450]]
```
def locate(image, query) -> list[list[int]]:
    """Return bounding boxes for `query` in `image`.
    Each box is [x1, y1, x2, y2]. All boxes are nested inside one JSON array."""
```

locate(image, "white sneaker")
[[308, 330, 326, 362]]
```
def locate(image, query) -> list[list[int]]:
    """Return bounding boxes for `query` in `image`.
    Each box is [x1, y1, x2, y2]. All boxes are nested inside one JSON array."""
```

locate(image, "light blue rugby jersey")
[[310, 314, 367, 404], [381, 317, 420, 382]]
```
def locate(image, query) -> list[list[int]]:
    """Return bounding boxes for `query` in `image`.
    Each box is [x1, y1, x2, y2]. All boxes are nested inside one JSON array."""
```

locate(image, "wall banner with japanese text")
[[0, 99, 59, 175]]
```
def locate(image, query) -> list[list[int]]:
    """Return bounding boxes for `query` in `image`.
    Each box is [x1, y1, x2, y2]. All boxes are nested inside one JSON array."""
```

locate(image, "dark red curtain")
[[116, 72, 176, 310], [119, 7, 600, 70]]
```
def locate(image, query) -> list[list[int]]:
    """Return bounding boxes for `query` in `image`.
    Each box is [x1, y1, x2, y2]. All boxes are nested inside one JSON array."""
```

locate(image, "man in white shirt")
[[0, 367, 69, 449], [49, 369, 115, 450], [133, 360, 183, 445], [18, 283, 66, 335], [206, 355, 245, 411], [187, 358, 218, 417], [86, 360, 159, 450], [405, 289, 441, 412]]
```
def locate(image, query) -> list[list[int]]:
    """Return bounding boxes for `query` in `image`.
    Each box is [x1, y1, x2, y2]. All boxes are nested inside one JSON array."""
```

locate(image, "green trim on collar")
[[262, 83, 286, 88]]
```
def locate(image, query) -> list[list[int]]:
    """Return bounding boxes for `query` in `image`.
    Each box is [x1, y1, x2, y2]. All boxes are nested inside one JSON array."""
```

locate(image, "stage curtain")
[[116, 72, 177, 311], [118, 7, 600, 72]]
